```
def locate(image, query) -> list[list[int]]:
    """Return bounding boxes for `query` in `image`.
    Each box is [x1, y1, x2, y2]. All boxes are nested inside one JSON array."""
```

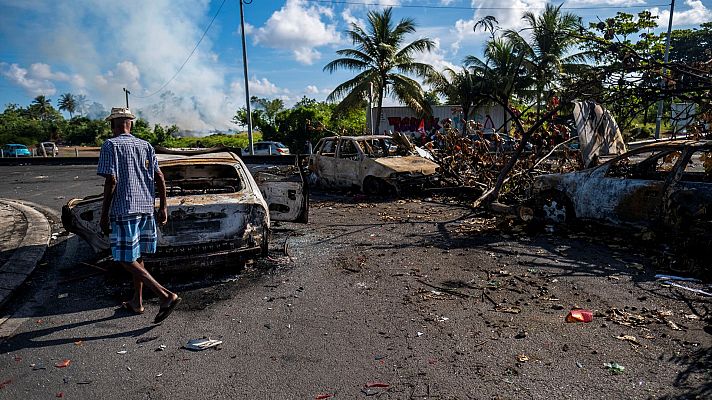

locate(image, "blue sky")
[[0, 0, 710, 131]]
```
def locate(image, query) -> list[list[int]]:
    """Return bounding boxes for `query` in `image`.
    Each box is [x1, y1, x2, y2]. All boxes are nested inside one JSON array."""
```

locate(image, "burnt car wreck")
[[308, 135, 439, 194], [530, 140, 712, 240], [62, 149, 308, 269]]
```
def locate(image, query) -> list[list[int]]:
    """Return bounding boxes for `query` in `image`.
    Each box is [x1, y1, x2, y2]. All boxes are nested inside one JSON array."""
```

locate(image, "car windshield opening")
[[162, 164, 243, 195], [358, 138, 401, 158]]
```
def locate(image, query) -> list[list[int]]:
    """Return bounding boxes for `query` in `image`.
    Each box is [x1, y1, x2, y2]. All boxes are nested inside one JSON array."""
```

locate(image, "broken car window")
[[162, 164, 243, 195], [339, 140, 360, 160], [606, 150, 681, 180], [358, 138, 396, 158], [321, 140, 336, 157], [681, 150, 712, 182]]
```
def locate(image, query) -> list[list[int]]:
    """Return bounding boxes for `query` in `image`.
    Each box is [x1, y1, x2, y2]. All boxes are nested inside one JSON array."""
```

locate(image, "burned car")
[[62, 150, 308, 269], [308, 135, 439, 194], [531, 140, 712, 237]]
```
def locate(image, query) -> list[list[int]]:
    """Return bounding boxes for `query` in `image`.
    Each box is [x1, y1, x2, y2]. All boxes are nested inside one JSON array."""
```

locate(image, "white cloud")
[[566, 0, 644, 5], [253, 0, 342, 65], [414, 38, 458, 74], [650, 0, 712, 27], [0, 63, 56, 96], [305, 85, 319, 94], [249, 77, 289, 97], [452, 0, 549, 52], [440, 0, 456, 5], [341, 8, 365, 29]]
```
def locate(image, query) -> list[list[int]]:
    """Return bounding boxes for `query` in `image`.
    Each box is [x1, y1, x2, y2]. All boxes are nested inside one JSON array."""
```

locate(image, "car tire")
[[362, 176, 382, 195], [535, 190, 575, 224], [260, 224, 271, 257]]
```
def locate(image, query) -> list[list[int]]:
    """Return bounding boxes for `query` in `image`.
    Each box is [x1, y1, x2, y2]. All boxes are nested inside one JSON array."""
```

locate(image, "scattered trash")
[[361, 388, 379, 396], [514, 331, 528, 339], [365, 382, 390, 388], [31, 363, 46, 370], [416, 332, 424, 337], [116, 350, 127, 354], [517, 354, 529, 362], [76, 380, 92, 385], [616, 335, 642, 347], [315, 394, 333, 399], [666, 320, 682, 331], [155, 345, 167, 352], [684, 314, 700, 320], [495, 305, 522, 314], [56, 392, 64, 398], [55, 359, 71, 368], [156, 373, 163, 378], [374, 355, 387, 360], [127, 367, 131, 371], [576, 361, 584, 368], [74, 341, 83, 346], [136, 336, 159, 344], [184, 338, 223, 351], [604, 362, 625, 374], [14, 356, 21, 362], [566, 309, 593, 323], [0, 379, 12, 389]]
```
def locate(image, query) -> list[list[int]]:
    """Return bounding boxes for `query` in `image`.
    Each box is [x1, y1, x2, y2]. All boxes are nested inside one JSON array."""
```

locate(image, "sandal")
[[120, 301, 145, 315], [154, 297, 182, 324]]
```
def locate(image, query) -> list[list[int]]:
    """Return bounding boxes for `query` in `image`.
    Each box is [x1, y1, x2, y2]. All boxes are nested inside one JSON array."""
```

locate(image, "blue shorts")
[[110, 213, 157, 262]]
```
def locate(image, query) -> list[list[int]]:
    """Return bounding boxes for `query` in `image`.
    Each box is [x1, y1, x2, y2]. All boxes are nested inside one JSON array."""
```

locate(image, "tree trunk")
[[374, 79, 385, 135]]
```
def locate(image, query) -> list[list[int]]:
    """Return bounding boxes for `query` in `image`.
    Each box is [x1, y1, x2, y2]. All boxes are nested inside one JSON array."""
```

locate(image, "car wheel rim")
[[542, 199, 567, 224]]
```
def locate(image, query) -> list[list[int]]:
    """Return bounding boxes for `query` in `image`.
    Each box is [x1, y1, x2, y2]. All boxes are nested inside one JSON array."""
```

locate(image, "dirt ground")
[[1, 189, 710, 399]]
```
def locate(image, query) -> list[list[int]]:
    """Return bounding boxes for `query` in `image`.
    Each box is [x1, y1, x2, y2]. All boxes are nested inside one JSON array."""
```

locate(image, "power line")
[[304, 0, 669, 10], [132, 0, 227, 99]]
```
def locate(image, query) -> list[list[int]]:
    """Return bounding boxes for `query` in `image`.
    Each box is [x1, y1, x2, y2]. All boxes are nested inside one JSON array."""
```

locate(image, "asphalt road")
[[0, 165, 710, 399]]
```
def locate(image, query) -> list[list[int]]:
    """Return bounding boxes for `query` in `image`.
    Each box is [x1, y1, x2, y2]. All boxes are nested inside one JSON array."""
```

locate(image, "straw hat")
[[105, 107, 136, 121]]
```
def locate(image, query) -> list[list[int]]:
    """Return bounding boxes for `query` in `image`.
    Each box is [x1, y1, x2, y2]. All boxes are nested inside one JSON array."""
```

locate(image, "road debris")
[[0, 379, 11, 389], [566, 309, 593, 323], [616, 335, 642, 347], [184, 338, 223, 351], [54, 359, 71, 368], [315, 394, 333, 399], [604, 362, 625, 374]]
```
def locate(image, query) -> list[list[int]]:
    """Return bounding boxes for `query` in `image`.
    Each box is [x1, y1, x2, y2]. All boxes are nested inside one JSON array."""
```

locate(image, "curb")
[[0, 199, 51, 308]]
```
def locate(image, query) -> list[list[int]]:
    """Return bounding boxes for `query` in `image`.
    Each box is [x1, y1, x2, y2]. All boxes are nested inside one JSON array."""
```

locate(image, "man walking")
[[98, 107, 180, 324]]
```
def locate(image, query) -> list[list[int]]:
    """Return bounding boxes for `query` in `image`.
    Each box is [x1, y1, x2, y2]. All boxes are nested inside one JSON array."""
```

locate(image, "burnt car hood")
[[371, 156, 438, 175]]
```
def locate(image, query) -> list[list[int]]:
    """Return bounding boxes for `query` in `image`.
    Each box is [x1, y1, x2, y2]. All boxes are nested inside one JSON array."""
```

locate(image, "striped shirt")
[[97, 134, 159, 217]]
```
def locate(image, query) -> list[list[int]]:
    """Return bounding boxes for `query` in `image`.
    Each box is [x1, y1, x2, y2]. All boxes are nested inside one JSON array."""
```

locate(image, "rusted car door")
[[247, 162, 309, 223], [334, 138, 362, 188], [575, 149, 681, 226], [312, 138, 339, 187], [664, 148, 712, 233]]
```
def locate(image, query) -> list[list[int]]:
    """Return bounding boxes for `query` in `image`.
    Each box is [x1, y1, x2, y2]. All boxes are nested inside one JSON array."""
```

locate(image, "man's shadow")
[[0, 309, 158, 353]]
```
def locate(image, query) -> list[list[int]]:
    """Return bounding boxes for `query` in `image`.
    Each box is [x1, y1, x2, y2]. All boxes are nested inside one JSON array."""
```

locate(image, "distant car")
[[308, 135, 439, 194], [2, 144, 31, 157], [243, 141, 290, 156], [530, 140, 712, 240], [37, 141, 59, 157]]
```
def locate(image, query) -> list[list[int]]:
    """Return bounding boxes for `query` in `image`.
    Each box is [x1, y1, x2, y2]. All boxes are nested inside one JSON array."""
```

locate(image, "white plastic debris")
[[184, 338, 223, 351]]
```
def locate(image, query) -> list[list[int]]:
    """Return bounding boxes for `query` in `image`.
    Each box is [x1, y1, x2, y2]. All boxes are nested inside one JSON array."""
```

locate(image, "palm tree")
[[465, 38, 533, 123], [425, 67, 478, 130], [324, 7, 436, 134], [31, 95, 53, 120], [58, 93, 77, 118], [504, 4, 583, 116]]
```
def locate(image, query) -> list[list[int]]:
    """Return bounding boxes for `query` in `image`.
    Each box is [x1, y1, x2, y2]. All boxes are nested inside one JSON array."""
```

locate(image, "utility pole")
[[239, 0, 254, 155], [123, 88, 131, 108], [654, 0, 675, 140]]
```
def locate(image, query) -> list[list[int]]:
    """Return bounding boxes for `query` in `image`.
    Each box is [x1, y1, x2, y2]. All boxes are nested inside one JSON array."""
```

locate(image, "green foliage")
[[669, 22, 712, 64], [167, 132, 262, 149]]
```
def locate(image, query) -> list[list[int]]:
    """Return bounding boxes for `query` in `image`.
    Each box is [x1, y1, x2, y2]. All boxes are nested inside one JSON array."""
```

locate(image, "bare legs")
[[120, 258, 177, 311]]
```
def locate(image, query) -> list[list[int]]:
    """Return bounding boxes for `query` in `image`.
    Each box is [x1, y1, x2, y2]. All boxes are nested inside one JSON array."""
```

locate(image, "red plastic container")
[[565, 309, 593, 323]]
